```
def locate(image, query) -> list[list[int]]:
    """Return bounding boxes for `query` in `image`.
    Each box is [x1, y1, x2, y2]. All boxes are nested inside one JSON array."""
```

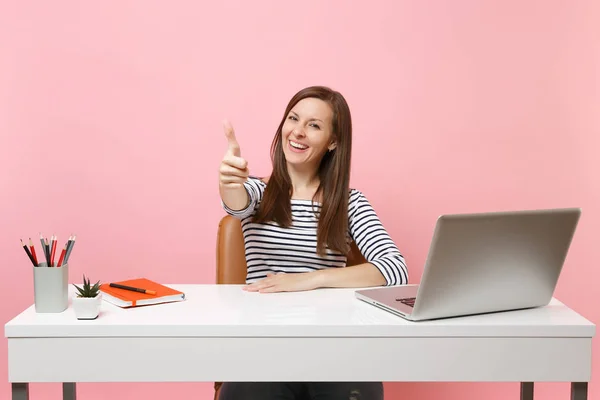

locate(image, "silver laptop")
[[355, 208, 581, 321]]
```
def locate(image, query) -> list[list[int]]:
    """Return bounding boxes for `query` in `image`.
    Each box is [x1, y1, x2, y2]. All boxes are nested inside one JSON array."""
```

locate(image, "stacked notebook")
[[99, 278, 185, 308]]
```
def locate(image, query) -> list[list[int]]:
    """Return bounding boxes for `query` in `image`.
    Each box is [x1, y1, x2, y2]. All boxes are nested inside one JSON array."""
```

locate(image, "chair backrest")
[[216, 215, 367, 284], [216, 215, 249, 284]]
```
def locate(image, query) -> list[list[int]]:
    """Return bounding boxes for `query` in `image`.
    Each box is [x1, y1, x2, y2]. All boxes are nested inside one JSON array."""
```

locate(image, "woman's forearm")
[[220, 184, 249, 211], [314, 263, 387, 288]]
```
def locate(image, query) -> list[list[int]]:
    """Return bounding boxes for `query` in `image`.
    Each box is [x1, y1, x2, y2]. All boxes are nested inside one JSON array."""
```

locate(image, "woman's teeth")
[[290, 141, 308, 150]]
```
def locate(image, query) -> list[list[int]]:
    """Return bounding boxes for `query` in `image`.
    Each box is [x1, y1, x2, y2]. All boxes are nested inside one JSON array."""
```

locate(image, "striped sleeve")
[[348, 189, 408, 286], [221, 177, 266, 219]]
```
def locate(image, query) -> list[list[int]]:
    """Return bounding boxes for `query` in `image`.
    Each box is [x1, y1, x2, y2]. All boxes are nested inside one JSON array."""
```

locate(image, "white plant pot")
[[72, 293, 102, 320]]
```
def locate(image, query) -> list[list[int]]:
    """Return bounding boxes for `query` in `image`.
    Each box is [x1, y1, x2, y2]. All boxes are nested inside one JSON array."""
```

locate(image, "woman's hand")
[[219, 120, 249, 190], [243, 272, 322, 293], [219, 120, 251, 210]]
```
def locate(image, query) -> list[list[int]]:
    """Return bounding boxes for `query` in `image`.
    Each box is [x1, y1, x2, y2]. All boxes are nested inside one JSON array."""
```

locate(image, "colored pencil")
[[57, 245, 67, 267], [21, 239, 36, 266], [28, 238, 38, 265], [50, 235, 57, 267]]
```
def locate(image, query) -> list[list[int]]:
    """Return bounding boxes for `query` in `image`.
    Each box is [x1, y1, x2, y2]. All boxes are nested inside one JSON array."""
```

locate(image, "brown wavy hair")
[[252, 86, 352, 256]]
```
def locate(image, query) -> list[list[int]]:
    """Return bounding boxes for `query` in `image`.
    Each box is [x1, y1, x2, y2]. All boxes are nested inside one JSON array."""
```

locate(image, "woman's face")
[[281, 97, 336, 170]]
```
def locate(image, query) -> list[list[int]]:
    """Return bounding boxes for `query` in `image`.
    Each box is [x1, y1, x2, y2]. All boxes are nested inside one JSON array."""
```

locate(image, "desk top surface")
[[4, 284, 595, 338]]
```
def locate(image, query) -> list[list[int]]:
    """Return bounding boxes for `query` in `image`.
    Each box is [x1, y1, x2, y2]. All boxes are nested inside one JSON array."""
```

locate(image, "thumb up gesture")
[[219, 119, 249, 190]]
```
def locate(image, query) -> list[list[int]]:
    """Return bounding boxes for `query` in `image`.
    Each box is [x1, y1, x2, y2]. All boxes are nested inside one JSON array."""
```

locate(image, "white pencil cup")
[[33, 263, 69, 313]]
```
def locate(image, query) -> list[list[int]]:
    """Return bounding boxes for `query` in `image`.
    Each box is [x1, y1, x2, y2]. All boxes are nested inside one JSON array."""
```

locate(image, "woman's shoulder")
[[348, 187, 365, 202]]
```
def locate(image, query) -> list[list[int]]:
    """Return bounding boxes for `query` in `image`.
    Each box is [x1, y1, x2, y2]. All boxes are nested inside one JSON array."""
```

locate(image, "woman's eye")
[[288, 116, 297, 121], [310, 124, 320, 129]]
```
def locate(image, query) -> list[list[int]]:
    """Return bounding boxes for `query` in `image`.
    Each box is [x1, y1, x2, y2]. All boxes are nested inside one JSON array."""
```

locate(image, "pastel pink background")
[[1, 1, 598, 399]]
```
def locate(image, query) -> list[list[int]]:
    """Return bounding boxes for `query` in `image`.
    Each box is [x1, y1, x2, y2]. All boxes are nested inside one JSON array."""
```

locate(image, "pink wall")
[[1, 1, 598, 399]]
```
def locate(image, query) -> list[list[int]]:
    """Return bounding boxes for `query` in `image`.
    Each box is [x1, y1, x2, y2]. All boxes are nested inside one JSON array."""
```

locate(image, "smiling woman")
[[216, 85, 408, 400], [219, 85, 408, 290]]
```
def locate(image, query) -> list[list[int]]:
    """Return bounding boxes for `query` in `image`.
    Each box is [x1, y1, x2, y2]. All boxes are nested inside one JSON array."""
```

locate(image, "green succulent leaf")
[[73, 275, 102, 297]]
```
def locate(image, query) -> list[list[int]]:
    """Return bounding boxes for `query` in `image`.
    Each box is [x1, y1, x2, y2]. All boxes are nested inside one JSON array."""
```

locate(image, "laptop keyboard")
[[395, 297, 416, 307]]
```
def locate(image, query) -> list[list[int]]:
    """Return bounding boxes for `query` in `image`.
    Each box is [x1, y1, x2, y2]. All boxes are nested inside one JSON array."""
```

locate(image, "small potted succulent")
[[72, 275, 102, 320]]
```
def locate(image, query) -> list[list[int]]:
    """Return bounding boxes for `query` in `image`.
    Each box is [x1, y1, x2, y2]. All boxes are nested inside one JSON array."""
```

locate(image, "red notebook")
[[99, 278, 185, 308]]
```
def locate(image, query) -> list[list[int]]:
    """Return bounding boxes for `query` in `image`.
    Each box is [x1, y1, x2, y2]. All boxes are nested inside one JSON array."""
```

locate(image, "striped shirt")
[[222, 177, 408, 286]]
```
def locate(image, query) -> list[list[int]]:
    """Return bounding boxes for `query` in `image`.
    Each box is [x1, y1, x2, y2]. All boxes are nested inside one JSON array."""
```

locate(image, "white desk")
[[5, 284, 595, 400]]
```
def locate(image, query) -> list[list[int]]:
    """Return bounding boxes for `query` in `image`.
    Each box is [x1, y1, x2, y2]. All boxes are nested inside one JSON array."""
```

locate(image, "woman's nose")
[[293, 128, 305, 137]]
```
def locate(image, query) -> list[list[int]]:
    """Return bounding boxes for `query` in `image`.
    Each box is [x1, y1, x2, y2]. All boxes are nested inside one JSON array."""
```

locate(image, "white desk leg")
[[520, 382, 533, 400], [571, 382, 587, 400], [63, 382, 76, 400], [12, 383, 29, 400]]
